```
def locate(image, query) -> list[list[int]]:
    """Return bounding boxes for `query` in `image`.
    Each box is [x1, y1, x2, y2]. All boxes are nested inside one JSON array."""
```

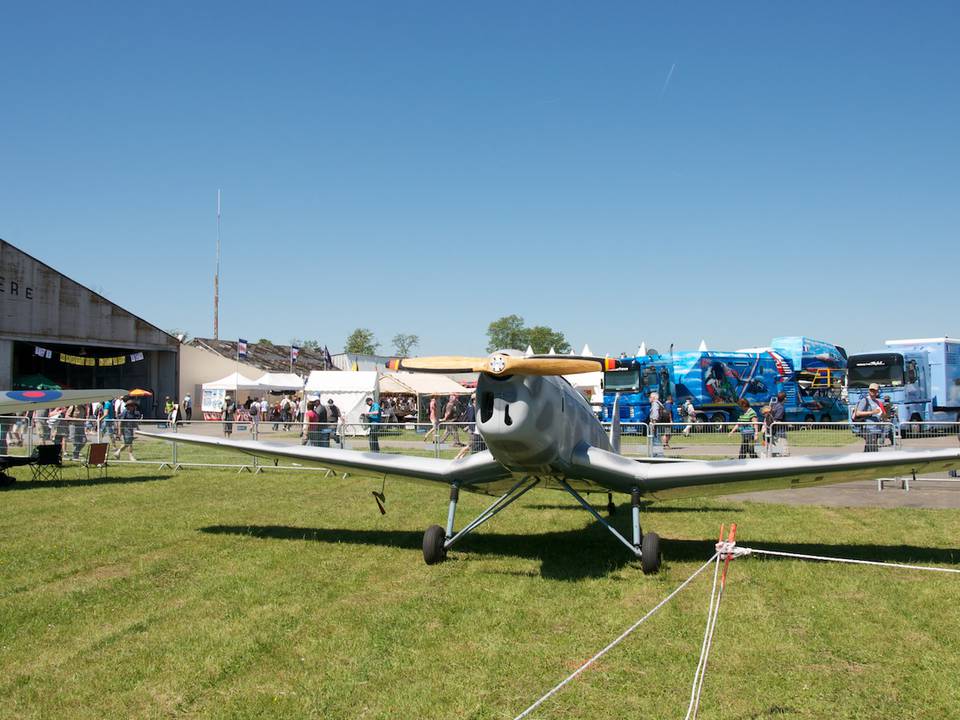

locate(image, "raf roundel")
[[6, 390, 64, 403]]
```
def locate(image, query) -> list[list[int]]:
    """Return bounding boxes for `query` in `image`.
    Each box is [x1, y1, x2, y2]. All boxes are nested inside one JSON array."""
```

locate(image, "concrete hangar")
[[0, 239, 179, 416]]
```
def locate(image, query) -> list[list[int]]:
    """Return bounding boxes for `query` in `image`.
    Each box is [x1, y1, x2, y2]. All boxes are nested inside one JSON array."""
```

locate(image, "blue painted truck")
[[846, 337, 960, 429], [602, 336, 848, 425]]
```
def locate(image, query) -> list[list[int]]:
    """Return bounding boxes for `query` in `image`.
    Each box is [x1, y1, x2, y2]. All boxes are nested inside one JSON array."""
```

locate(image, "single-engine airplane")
[[0, 389, 126, 483], [140, 353, 960, 573]]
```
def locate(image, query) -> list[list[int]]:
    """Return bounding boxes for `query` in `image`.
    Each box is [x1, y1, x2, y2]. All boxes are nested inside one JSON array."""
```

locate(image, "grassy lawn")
[[1, 463, 959, 719]]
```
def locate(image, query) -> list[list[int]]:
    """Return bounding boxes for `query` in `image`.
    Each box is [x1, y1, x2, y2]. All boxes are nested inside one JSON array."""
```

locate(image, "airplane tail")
[[608, 392, 621, 454]]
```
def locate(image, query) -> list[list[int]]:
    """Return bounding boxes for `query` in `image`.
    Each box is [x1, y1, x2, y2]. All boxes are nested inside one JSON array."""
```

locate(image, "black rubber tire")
[[820, 414, 831, 424], [422, 524, 447, 565], [606, 502, 616, 517], [640, 532, 662, 574], [709, 413, 726, 430]]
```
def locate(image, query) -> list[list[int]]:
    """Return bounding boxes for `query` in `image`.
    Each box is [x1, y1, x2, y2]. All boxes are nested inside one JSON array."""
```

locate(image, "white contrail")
[[660, 62, 677, 97]]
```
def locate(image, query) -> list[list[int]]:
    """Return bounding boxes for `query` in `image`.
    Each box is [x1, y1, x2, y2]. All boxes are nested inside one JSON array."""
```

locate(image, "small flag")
[[290, 345, 300, 364], [238, 338, 248, 359], [129, 352, 144, 362]]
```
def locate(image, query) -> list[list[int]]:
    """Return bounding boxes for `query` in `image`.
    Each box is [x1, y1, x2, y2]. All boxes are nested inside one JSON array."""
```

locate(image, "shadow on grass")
[[1, 472, 172, 491], [523, 503, 743, 514], [200, 524, 960, 579]]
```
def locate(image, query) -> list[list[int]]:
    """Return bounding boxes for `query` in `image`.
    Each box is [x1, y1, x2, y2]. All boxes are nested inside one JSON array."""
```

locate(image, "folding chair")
[[31, 444, 63, 481], [81, 442, 109, 480]]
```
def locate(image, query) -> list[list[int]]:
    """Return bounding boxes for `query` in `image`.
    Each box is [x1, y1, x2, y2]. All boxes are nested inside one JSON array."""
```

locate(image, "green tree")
[[345, 328, 379, 355], [486, 315, 529, 353], [526, 326, 571, 355], [392, 333, 419, 357], [257, 338, 273, 346], [167, 329, 190, 342], [290, 339, 321, 351]]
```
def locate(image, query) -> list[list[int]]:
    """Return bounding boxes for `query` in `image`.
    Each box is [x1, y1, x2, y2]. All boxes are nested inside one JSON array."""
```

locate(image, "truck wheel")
[[819, 414, 832, 424], [907, 414, 924, 439], [709, 412, 726, 431]]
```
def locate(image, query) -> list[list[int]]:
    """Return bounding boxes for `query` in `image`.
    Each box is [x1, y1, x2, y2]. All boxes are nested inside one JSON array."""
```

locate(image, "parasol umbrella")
[[128, 389, 153, 397]]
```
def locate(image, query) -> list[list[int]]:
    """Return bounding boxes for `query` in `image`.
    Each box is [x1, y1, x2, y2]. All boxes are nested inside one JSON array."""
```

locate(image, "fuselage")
[[476, 370, 610, 475]]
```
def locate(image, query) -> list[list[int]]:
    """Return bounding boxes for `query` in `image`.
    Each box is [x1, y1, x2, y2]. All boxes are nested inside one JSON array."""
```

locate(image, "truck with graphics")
[[846, 337, 960, 432], [602, 336, 847, 425]]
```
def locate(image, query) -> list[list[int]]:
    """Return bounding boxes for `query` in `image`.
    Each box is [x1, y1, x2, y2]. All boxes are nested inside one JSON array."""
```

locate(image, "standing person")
[[853, 382, 884, 452], [422, 393, 440, 442], [314, 397, 330, 447], [182, 393, 192, 422], [326, 398, 342, 446], [164, 396, 175, 427], [115, 400, 142, 460], [455, 394, 485, 460], [38, 407, 52, 442], [883, 395, 899, 446], [99, 398, 116, 445], [662, 394, 676, 449], [769, 391, 788, 456], [51, 407, 68, 453], [68, 404, 88, 460], [681, 397, 697, 436], [439, 394, 463, 446], [364, 397, 381, 452], [302, 401, 321, 446], [728, 399, 759, 458], [221, 395, 237, 438], [248, 397, 260, 436], [648, 392, 666, 457]]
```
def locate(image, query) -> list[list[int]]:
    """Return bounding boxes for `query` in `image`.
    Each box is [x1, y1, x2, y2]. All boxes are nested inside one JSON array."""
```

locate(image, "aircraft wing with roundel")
[[137, 432, 515, 490], [570, 444, 960, 500], [0, 389, 127, 415]]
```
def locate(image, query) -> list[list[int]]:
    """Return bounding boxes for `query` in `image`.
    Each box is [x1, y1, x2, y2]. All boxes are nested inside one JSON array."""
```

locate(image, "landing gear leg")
[[422, 477, 541, 565], [633, 487, 661, 575], [606, 492, 616, 517], [445, 483, 460, 539]]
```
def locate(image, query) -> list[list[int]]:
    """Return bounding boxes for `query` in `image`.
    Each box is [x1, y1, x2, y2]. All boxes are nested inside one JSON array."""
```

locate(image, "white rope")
[[739, 547, 960, 574], [684, 553, 723, 720], [513, 553, 719, 720]]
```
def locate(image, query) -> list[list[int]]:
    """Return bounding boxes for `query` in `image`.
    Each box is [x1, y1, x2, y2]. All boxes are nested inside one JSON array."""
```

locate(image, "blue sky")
[[3, 2, 957, 356]]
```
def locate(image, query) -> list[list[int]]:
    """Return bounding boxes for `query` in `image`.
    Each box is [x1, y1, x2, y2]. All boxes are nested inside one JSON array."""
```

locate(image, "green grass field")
[[1, 463, 959, 719]]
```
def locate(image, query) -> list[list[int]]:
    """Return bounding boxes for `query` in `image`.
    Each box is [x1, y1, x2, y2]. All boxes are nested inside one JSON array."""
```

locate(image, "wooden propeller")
[[386, 354, 620, 376]]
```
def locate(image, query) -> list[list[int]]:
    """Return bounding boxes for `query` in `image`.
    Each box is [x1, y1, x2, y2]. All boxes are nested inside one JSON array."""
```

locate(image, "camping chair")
[[31, 444, 63, 482], [81, 442, 109, 480]]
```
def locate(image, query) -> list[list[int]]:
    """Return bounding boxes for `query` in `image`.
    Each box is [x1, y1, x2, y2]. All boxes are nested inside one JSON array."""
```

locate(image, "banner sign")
[[35, 345, 144, 366]]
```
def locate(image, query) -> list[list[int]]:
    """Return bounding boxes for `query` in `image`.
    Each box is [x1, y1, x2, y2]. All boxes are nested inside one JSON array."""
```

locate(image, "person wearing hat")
[[853, 382, 885, 452], [221, 394, 237, 438], [115, 399, 142, 461], [326, 398, 342, 446]]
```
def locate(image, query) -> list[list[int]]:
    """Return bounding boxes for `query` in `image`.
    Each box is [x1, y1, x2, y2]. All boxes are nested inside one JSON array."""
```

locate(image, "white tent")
[[380, 372, 469, 397], [202, 372, 261, 390], [698, 339, 709, 352], [564, 371, 603, 402], [255, 372, 305, 391], [304, 371, 378, 429]]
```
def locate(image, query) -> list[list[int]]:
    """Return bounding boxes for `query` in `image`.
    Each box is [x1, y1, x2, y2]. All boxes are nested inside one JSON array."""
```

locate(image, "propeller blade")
[[386, 356, 487, 373], [387, 354, 620, 376]]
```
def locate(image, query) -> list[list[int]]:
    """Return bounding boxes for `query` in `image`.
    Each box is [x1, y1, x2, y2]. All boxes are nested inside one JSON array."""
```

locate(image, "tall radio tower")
[[214, 189, 221, 339]]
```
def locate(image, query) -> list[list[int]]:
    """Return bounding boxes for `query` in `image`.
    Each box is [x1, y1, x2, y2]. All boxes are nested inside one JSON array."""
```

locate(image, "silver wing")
[[571, 445, 960, 500], [138, 432, 514, 491]]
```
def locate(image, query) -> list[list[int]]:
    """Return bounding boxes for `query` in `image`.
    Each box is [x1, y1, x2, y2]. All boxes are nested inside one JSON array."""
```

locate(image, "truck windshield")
[[604, 369, 640, 392], [847, 353, 904, 388]]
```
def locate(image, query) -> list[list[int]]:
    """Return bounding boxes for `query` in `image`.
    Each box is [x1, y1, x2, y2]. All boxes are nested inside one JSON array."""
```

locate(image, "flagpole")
[[214, 189, 221, 340]]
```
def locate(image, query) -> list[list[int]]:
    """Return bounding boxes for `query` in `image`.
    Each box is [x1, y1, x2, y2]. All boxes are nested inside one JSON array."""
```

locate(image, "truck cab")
[[846, 350, 929, 427]]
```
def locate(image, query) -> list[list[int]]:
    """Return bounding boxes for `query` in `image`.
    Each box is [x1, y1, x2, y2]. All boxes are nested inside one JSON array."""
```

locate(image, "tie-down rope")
[[513, 553, 719, 720]]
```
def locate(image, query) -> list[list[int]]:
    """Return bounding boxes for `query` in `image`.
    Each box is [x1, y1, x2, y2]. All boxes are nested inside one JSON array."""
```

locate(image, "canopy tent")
[[379, 372, 470, 397], [255, 372, 305, 391], [304, 371, 378, 429], [202, 372, 261, 391], [564, 371, 603, 403]]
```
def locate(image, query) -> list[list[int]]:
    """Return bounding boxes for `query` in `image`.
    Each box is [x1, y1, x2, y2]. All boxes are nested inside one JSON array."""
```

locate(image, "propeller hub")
[[488, 354, 508, 374]]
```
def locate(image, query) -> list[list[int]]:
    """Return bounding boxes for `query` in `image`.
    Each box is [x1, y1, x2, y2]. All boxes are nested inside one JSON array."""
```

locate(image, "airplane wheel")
[[641, 532, 662, 574], [422, 524, 447, 565], [606, 502, 616, 517]]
